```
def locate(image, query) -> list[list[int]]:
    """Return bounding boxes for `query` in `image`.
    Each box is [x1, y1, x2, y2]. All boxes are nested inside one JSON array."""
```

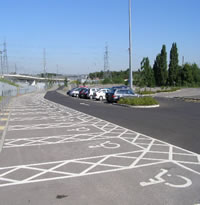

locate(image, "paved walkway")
[[153, 88, 200, 99], [0, 93, 200, 204]]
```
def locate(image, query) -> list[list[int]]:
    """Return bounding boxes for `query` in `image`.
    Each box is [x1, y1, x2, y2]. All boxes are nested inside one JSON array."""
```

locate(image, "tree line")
[[89, 43, 200, 87], [89, 70, 129, 84], [136, 43, 200, 87]]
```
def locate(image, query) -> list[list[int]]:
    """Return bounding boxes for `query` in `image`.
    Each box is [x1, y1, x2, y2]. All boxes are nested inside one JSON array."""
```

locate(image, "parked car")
[[112, 85, 129, 89], [87, 88, 100, 99], [67, 87, 77, 96], [94, 88, 110, 101], [71, 87, 82, 97], [106, 88, 139, 103], [79, 88, 89, 98]]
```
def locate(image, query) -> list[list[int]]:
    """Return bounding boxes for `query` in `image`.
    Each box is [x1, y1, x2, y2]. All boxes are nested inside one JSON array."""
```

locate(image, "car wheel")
[[99, 96, 103, 101]]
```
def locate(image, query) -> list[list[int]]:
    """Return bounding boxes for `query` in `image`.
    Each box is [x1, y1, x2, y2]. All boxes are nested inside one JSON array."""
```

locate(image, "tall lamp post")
[[129, 0, 133, 89]]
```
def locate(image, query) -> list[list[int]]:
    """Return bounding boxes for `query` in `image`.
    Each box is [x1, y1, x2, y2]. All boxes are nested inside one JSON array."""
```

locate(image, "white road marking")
[[89, 141, 121, 149], [80, 103, 90, 106], [0, 93, 199, 188], [140, 168, 192, 188]]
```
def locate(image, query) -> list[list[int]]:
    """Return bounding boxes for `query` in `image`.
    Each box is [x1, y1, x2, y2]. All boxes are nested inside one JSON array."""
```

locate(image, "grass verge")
[[118, 96, 159, 106], [0, 78, 19, 87]]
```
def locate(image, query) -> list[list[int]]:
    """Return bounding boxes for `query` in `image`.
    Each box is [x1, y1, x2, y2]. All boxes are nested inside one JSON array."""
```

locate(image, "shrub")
[[118, 96, 159, 106]]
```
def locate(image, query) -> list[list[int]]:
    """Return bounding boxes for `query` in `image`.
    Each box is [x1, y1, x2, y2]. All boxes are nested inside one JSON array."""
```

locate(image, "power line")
[[1, 40, 9, 74], [104, 42, 111, 79], [15, 63, 17, 74], [43, 48, 46, 76]]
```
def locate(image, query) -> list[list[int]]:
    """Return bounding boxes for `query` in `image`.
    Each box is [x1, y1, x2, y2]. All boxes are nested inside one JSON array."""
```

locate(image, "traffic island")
[[117, 96, 160, 108]]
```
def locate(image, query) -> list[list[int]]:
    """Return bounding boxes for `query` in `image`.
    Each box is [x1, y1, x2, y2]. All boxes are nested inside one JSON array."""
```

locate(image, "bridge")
[[2, 74, 65, 82]]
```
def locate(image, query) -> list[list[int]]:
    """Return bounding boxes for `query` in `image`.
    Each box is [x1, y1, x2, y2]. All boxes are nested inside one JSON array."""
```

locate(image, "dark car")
[[70, 87, 83, 97], [67, 87, 77, 96], [112, 85, 129, 89], [106, 88, 139, 103], [78, 88, 89, 98]]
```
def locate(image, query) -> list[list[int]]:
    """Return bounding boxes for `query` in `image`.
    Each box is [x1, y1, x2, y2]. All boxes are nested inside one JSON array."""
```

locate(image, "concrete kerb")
[[174, 97, 200, 102], [114, 103, 160, 109]]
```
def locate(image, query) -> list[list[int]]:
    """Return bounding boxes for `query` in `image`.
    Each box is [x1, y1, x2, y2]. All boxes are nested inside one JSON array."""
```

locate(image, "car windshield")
[[97, 89, 103, 93], [108, 88, 116, 93], [127, 90, 134, 94]]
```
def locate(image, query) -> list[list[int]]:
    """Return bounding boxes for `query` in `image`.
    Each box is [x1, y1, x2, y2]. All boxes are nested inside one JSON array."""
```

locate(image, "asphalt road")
[[45, 90, 200, 154], [0, 92, 200, 205]]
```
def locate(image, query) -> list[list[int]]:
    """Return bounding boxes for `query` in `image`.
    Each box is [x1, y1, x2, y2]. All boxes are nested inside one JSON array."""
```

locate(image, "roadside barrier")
[[0, 87, 39, 112]]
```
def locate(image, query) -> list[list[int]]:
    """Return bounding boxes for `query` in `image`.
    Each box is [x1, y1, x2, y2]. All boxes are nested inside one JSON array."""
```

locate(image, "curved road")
[[45, 90, 200, 154]]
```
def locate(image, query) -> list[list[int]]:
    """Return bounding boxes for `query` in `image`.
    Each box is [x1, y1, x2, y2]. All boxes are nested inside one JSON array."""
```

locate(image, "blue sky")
[[0, 0, 200, 74]]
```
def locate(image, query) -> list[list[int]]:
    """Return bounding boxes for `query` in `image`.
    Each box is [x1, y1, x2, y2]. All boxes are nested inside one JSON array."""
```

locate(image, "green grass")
[[0, 78, 19, 87], [0, 96, 2, 102], [118, 96, 159, 106]]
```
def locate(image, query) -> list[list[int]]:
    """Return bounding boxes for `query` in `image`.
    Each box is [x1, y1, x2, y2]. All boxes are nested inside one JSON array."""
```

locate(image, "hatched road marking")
[[0, 93, 199, 188]]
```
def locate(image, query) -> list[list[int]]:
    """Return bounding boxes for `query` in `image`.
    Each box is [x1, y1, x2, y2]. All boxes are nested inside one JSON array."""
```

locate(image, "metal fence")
[[0, 86, 43, 112], [0, 90, 13, 112]]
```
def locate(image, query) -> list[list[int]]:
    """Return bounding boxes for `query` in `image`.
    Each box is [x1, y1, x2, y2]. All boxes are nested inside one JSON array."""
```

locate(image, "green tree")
[[176, 65, 183, 86], [191, 63, 200, 86], [140, 57, 155, 87], [153, 45, 168, 86], [168, 43, 179, 86], [64, 77, 68, 87], [160, 45, 168, 85], [102, 78, 112, 84], [153, 54, 161, 86], [112, 76, 124, 84], [181, 63, 194, 86], [133, 71, 141, 86]]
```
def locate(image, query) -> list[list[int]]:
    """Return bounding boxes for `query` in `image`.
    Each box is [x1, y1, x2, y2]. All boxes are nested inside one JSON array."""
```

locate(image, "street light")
[[129, 0, 133, 89]]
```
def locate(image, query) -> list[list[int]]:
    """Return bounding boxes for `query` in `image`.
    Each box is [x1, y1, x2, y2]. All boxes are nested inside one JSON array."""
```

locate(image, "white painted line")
[[130, 139, 155, 168], [119, 136, 146, 150], [1, 92, 199, 188], [197, 155, 200, 163], [80, 156, 110, 174], [80, 103, 90, 106], [169, 145, 173, 161], [140, 168, 192, 188], [173, 161, 200, 176]]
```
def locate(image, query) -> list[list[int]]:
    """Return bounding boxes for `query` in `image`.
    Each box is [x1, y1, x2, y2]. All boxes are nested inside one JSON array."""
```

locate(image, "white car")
[[71, 88, 82, 97], [94, 88, 110, 101], [87, 88, 100, 99]]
